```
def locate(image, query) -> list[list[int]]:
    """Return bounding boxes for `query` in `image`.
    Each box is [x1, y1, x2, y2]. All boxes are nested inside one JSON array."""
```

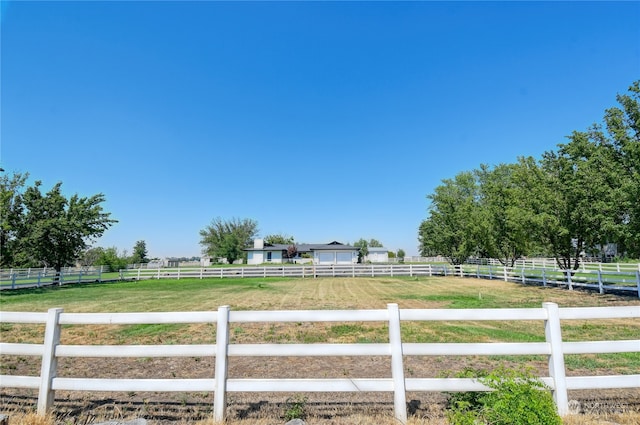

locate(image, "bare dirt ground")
[[2, 354, 639, 424]]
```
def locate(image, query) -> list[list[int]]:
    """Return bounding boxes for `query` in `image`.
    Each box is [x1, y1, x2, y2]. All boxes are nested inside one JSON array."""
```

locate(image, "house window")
[[267, 252, 272, 262]]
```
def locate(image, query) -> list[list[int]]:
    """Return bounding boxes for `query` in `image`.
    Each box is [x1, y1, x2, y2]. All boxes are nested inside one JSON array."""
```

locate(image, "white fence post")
[[214, 305, 230, 422], [566, 270, 573, 290], [37, 308, 63, 415], [543, 302, 568, 416], [597, 270, 603, 294], [387, 303, 407, 424]]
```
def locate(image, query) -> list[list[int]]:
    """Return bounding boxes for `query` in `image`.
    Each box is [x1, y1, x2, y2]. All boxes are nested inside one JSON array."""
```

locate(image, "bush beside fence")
[[1, 303, 638, 423]]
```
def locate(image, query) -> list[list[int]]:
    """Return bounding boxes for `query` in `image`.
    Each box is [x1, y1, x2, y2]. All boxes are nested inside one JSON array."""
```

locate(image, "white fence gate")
[[1, 303, 639, 423]]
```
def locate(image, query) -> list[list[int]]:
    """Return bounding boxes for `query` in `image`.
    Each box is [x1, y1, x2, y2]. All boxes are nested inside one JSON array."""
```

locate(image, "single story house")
[[245, 239, 360, 265], [365, 247, 389, 263]]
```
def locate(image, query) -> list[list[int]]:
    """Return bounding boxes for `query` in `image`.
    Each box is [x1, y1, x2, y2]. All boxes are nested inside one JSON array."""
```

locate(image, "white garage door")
[[336, 252, 352, 264], [318, 253, 334, 264]]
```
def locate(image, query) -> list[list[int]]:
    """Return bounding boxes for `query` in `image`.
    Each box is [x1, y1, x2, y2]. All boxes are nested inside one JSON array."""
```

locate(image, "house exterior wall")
[[267, 250, 283, 263], [247, 251, 264, 265], [248, 250, 283, 264], [366, 249, 389, 263]]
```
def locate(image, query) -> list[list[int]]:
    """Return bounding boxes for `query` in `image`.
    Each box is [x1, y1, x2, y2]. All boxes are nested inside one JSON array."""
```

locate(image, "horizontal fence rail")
[[1, 304, 639, 423], [115, 263, 640, 297]]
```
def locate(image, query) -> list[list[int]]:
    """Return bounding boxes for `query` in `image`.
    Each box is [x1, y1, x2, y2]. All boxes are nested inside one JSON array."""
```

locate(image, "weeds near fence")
[[446, 366, 562, 425]]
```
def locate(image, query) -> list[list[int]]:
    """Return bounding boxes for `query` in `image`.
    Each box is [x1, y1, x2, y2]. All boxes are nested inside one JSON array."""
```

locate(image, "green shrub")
[[446, 366, 562, 425]]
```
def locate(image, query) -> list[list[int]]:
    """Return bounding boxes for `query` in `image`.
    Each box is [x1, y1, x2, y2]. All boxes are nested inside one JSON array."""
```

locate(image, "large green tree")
[[2, 178, 116, 271], [475, 162, 536, 267], [0, 172, 27, 267], [199, 217, 259, 264], [603, 81, 640, 256], [418, 171, 480, 264], [532, 128, 627, 269]]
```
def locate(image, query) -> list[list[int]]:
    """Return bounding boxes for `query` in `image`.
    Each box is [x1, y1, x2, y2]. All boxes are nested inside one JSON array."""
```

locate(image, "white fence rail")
[[1, 303, 638, 423], [115, 264, 640, 298], [467, 258, 640, 273], [0, 267, 106, 290]]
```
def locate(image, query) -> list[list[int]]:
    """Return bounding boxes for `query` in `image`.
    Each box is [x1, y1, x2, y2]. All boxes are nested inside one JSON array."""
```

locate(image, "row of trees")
[[80, 240, 150, 272], [0, 174, 116, 271], [419, 81, 640, 269]]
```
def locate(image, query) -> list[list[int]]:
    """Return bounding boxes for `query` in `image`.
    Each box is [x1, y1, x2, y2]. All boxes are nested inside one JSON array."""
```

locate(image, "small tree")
[[130, 240, 149, 264], [353, 239, 369, 263], [397, 249, 406, 262], [286, 244, 298, 262]]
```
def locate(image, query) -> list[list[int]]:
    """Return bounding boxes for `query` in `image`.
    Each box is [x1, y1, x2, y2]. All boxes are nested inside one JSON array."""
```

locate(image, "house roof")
[[245, 242, 360, 252]]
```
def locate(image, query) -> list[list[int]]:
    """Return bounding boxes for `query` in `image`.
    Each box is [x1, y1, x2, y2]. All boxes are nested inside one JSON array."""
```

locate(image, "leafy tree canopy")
[[264, 233, 294, 245], [418, 80, 640, 266], [130, 240, 149, 264], [199, 217, 259, 264], [1, 174, 117, 270]]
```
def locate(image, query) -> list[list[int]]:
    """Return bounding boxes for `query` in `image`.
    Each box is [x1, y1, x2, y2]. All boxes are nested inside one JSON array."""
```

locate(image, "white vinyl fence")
[[117, 264, 640, 297], [1, 303, 638, 423], [0, 266, 106, 290]]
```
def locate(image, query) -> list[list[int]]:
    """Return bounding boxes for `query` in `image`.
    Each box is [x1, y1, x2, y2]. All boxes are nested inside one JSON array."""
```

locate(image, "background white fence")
[[1, 303, 638, 423], [0, 266, 106, 290], [115, 263, 640, 297], [3, 263, 639, 297]]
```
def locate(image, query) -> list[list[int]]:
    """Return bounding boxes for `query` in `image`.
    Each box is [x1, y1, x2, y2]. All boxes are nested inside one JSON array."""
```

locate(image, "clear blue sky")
[[1, 1, 639, 258]]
